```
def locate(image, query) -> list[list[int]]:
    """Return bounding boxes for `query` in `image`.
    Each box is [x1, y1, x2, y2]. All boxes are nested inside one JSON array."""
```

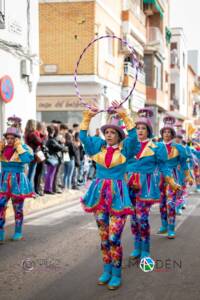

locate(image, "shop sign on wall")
[[37, 96, 98, 111]]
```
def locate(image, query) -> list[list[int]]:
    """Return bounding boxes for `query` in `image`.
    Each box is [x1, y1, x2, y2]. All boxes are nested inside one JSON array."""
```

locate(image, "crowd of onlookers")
[[3, 116, 200, 198], [23, 119, 97, 196]]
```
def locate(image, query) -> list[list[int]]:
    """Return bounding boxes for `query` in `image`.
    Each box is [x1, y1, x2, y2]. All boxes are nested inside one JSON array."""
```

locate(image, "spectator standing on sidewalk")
[[52, 126, 68, 193], [44, 126, 67, 194], [63, 132, 76, 190], [75, 132, 85, 186], [71, 134, 81, 190], [72, 123, 80, 137], [57, 123, 69, 190], [25, 119, 43, 193], [34, 121, 48, 196]]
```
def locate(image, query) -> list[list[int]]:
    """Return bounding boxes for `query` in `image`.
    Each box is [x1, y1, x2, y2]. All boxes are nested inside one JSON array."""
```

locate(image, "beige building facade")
[[37, 0, 147, 132], [37, 0, 173, 134], [143, 0, 170, 135], [187, 66, 200, 129]]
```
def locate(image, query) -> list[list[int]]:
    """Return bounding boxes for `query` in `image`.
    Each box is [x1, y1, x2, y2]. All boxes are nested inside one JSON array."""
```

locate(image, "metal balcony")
[[170, 49, 179, 68], [172, 97, 180, 110], [124, 62, 145, 83], [123, 0, 145, 25], [124, 62, 136, 77]]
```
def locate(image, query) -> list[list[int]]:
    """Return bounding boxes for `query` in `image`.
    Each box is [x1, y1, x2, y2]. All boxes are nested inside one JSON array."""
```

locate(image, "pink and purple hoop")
[[74, 35, 139, 113]]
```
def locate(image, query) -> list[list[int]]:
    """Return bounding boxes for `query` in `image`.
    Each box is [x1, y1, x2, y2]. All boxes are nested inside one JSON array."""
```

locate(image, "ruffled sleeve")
[[192, 148, 200, 160], [155, 142, 171, 177], [176, 144, 189, 171], [122, 128, 140, 159], [79, 130, 105, 156], [18, 144, 34, 163]]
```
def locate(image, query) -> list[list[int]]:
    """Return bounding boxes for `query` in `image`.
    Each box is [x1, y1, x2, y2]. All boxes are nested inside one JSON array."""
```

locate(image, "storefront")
[[36, 95, 98, 125]]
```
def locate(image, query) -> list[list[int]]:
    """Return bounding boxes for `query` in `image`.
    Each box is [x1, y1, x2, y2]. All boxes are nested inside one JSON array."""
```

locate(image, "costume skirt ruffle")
[[127, 172, 161, 203], [0, 171, 34, 200], [81, 178, 135, 216]]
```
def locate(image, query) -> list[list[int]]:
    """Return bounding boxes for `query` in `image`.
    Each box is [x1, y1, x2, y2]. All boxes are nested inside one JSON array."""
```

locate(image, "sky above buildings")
[[170, 0, 200, 52]]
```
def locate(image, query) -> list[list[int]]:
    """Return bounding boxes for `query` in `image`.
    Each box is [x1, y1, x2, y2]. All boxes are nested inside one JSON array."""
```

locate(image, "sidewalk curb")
[[6, 190, 85, 220]]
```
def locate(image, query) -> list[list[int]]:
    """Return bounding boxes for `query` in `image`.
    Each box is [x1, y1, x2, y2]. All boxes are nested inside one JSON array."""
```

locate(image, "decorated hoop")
[[74, 35, 140, 113]]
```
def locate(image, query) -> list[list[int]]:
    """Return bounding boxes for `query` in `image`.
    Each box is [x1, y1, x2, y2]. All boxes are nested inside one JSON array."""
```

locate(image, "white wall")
[[0, 0, 39, 134], [170, 28, 188, 118]]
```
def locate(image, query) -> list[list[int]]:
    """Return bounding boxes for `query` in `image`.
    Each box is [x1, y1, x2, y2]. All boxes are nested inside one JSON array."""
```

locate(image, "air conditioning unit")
[[144, 3, 154, 16], [21, 59, 31, 77]]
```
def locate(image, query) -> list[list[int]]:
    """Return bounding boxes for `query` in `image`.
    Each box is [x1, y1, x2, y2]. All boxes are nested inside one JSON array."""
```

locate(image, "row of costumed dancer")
[[79, 100, 200, 290], [0, 103, 199, 290]]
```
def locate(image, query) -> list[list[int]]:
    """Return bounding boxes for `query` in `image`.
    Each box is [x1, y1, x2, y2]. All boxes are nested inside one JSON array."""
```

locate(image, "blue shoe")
[[0, 229, 5, 244], [107, 267, 121, 290], [12, 232, 23, 241], [167, 224, 176, 239], [11, 226, 23, 241], [157, 226, 168, 234], [141, 241, 150, 259], [98, 264, 112, 285], [157, 220, 168, 234], [196, 187, 200, 193], [130, 240, 141, 259], [176, 208, 182, 215]]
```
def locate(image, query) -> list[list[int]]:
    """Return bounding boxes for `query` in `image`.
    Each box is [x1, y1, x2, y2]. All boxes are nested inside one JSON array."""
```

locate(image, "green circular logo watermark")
[[140, 257, 155, 272]]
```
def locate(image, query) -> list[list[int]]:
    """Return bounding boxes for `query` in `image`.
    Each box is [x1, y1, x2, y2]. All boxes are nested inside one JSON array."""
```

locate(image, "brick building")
[[37, 0, 171, 134], [37, 0, 147, 132]]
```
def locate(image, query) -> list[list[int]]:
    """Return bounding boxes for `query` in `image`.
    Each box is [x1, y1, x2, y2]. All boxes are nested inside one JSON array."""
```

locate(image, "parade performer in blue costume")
[[127, 109, 180, 260], [0, 127, 34, 243], [174, 130, 194, 215], [189, 140, 200, 193], [158, 116, 192, 238], [79, 100, 140, 290]]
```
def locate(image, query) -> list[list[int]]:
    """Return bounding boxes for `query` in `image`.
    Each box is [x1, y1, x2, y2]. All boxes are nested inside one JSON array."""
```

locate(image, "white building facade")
[[0, 0, 39, 136], [170, 27, 188, 120]]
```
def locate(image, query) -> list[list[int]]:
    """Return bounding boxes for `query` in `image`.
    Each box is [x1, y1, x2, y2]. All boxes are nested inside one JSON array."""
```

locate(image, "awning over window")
[[143, 0, 164, 17]]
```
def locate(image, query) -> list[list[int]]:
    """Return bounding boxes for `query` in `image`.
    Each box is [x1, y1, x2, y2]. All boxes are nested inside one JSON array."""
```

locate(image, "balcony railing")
[[138, 70, 146, 84], [172, 97, 180, 110], [123, 0, 145, 25], [124, 62, 136, 77], [124, 62, 145, 84], [170, 49, 179, 68], [146, 27, 164, 54]]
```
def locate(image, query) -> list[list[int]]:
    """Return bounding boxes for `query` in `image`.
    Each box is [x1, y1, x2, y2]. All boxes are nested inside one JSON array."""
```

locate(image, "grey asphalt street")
[[0, 192, 200, 300]]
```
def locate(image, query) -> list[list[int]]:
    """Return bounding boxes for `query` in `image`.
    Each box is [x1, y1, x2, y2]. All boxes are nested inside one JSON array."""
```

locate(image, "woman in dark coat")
[[25, 119, 43, 192], [44, 126, 67, 194], [63, 133, 76, 190]]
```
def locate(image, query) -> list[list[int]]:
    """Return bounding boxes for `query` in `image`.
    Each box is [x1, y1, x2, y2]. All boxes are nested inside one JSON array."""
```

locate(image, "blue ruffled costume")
[[127, 141, 171, 202], [80, 128, 140, 215], [0, 144, 34, 199], [166, 143, 189, 186]]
